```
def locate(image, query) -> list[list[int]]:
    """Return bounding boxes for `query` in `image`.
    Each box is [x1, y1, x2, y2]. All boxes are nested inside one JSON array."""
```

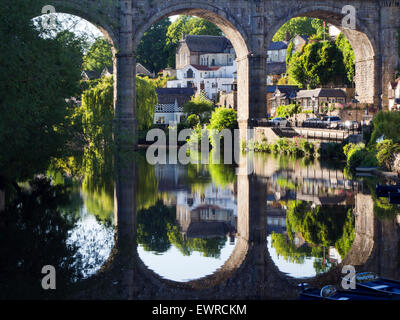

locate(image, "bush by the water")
[[249, 137, 315, 158]]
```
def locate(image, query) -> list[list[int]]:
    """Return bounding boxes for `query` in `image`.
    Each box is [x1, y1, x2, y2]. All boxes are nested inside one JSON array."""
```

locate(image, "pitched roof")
[[266, 62, 287, 75], [136, 63, 152, 76], [268, 41, 288, 51], [183, 35, 233, 53], [296, 88, 347, 99], [156, 88, 195, 109], [267, 85, 299, 94]]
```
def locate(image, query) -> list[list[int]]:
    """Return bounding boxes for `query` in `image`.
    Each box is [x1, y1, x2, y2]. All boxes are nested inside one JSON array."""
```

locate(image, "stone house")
[[268, 85, 299, 116], [153, 87, 195, 125], [175, 34, 235, 70], [167, 63, 237, 100], [292, 35, 309, 53], [295, 88, 347, 113], [388, 77, 400, 111], [266, 41, 288, 85]]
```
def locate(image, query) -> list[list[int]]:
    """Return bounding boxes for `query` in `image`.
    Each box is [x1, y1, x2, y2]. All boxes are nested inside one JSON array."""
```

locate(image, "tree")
[[137, 201, 177, 253], [183, 93, 214, 124], [273, 17, 326, 41], [0, 1, 83, 182], [208, 107, 238, 131], [136, 76, 157, 131], [0, 178, 81, 299], [83, 38, 113, 73], [167, 16, 222, 46], [336, 33, 355, 84], [287, 41, 346, 88], [136, 18, 175, 72]]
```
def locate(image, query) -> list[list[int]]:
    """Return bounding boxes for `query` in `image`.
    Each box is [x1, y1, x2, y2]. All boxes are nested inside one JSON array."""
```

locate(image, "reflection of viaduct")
[[78, 155, 400, 300]]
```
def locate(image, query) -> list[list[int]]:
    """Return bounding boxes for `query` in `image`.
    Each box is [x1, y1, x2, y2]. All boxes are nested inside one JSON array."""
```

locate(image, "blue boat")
[[346, 272, 400, 298], [299, 284, 389, 300], [376, 184, 400, 198]]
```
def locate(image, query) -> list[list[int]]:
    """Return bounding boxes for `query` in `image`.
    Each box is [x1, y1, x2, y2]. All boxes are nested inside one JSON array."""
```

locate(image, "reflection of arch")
[[266, 5, 378, 104]]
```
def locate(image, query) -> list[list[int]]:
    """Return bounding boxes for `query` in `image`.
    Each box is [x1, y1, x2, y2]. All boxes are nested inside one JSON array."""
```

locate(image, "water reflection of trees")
[[0, 178, 81, 299], [271, 200, 355, 274], [137, 201, 227, 258]]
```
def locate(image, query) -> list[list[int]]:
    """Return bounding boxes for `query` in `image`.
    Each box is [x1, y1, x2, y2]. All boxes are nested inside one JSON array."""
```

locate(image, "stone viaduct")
[[32, 1, 400, 299], [42, 0, 399, 129]]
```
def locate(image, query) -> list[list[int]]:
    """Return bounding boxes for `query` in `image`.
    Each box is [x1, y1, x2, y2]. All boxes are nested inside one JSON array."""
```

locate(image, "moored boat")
[[299, 284, 389, 300], [346, 272, 400, 298], [376, 184, 400, 198]]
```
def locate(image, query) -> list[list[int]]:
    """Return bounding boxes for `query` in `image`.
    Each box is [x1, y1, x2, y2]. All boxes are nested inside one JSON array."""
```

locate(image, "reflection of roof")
[[186, 221, 230, 239], [184, 35, 233, 53]]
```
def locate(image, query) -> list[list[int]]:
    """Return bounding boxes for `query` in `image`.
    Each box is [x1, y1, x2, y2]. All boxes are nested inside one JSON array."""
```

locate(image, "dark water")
[[1, 151, 400, 299]]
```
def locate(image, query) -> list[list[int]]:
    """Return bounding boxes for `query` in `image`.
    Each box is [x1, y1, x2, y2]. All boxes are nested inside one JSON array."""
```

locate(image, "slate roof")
[[184, 35, 233, 53], [155, 88, 195, 112], [267, 85, 299, 94], [268, 41, 288, 51], [266, 62, 287, 75], [296, 88, 347, 99]]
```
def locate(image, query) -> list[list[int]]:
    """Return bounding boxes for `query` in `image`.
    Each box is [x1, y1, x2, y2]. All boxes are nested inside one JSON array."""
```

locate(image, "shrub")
[[186, 114, 200, 128], [376, 139, 400, 170]]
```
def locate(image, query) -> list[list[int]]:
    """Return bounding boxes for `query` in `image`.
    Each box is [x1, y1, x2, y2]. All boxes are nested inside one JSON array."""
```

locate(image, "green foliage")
[[286, 200, 354, 251], [0, 1, 83, 182], [370, 111, 400, 146], [271, 232, 312, 264], [183, 93, 214, 124], [276, 104, 302, 118], [186, 114, 200, 128], [343, 143, 378, 171], [0, 178, 81, 299], [83, 38, 113, 73], [319, 142, 346, 160], [136, 18, 175, 72], [287, 41, 347, 89], [208, 107, 238, 131], [336, 33, 355, 84], [136, 77, 157, 131], [376, 139, 400, 170], [137, 201, 176, 253], [335, 209, 355, 258], [167, 224, 226, 258], [273, 17, 325, 41], [208, 160, 237, 188], [167, 15, 222, 45]]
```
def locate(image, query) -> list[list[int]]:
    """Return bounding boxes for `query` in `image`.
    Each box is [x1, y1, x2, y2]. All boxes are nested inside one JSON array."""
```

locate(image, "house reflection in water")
[[176, 185, 237, 244]]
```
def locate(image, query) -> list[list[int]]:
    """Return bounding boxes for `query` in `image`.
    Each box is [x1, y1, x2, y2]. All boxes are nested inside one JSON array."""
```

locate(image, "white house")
[[153, 87, 195, 125], [167, 63, 237, 100]]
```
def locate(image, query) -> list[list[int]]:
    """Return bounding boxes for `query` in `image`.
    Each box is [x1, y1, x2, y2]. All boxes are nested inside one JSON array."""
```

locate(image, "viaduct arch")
[[32, 0, 400, 298]]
